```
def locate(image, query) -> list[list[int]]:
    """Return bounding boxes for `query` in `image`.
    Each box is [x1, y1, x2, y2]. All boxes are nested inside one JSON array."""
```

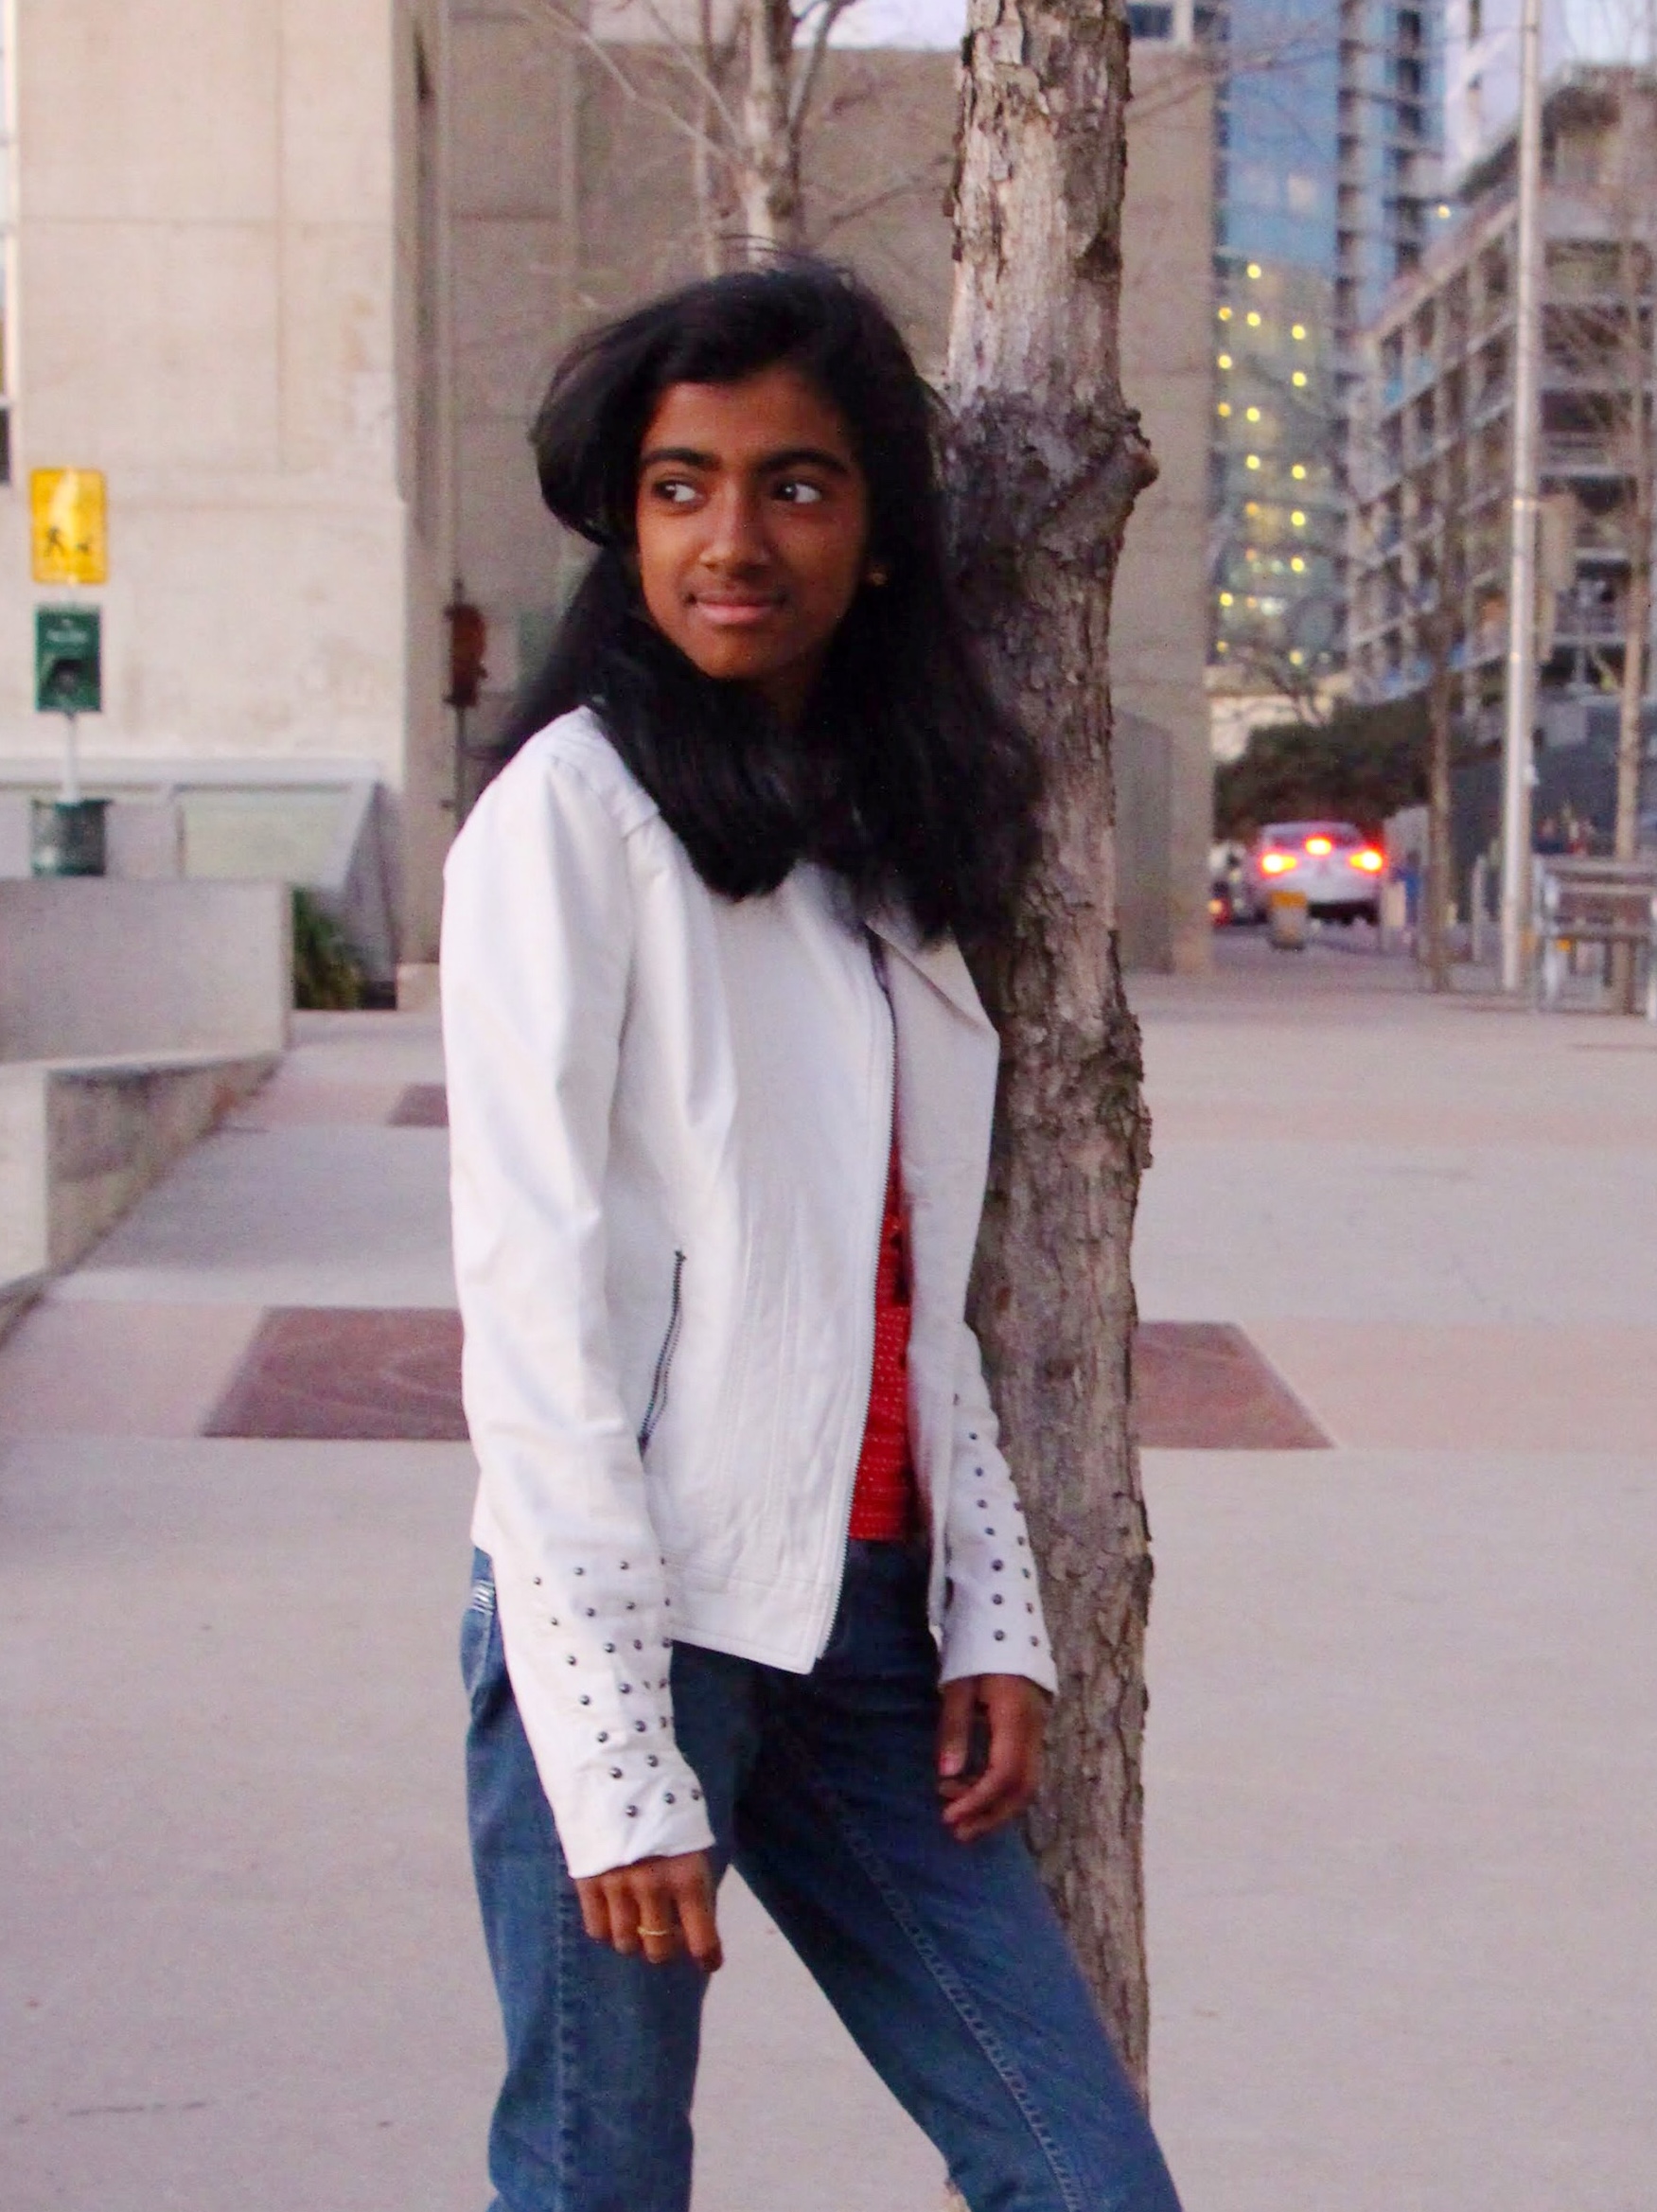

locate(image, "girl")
[[443, 259, 1181, 2212]]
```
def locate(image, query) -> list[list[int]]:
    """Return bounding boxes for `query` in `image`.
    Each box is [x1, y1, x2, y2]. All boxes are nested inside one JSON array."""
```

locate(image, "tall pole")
[[1500, 0, 1544, 992]]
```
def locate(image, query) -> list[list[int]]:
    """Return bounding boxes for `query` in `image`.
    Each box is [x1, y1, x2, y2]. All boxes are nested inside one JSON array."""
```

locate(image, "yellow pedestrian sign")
[[30, 469, 108, 586]]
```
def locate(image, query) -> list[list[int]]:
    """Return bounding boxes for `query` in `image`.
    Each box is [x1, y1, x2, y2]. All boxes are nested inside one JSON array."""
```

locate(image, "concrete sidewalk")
[[3, 946, 1653, 2209], [1137, 933, 1657, 2210], [0, 1013, 944, 2212]]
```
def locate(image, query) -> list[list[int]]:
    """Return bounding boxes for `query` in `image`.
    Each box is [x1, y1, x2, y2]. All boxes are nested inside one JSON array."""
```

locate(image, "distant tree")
[[514, 0, 949, 271], [1214, 698, 1432, 840]]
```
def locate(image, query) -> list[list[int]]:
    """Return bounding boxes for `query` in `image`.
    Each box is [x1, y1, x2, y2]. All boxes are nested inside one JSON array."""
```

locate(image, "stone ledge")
[[0, 1053, 276, 1335]]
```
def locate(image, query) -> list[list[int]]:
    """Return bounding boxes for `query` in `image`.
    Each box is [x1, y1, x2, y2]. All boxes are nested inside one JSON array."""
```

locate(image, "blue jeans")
[[462, 1539, 1183, 2212]]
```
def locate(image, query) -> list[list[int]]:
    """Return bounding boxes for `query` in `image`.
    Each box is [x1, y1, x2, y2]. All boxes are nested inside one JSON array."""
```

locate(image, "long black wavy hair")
[[494, 259, 1038, 946]]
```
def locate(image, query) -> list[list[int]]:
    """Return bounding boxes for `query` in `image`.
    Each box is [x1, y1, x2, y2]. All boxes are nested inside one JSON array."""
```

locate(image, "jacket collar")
[[865, 907, 997, 1038]]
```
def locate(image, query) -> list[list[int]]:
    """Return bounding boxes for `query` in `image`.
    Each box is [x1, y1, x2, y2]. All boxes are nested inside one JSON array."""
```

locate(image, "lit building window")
[[1291, 324, 1307, 341], [1219, 591, 1234, 606], [1247, 263, 1262, 279], [1218, 353, 1233, 369], [1291, 463, 1308, 480], [1291, 556, 1306, 572], [1217, 639, 1229, 651], [1244, 501, 1260, 516], [1218, 306, 1233, 321], [1246, 310, 1262, 327], [1245, 407, 1261, 423], [1292, 370, 1309, 387], [1290, 649, 1306, 665], [1245, 454, 1261, 469], [1291, 510, 1306, 526], [1437, 202, 1451, 217], [1217, 401, 1232, 416]]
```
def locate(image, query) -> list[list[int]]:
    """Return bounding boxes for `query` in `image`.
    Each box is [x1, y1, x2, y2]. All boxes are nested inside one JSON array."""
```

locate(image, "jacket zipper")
[[637, 1249, 686, 1455]]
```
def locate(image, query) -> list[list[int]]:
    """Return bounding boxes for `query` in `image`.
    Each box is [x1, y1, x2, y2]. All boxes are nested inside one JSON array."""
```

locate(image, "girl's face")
[[634, 363, 873, 728]]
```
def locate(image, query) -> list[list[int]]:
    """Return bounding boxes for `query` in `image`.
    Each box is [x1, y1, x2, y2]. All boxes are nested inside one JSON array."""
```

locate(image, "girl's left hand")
[[936, 1673, 1049, 1842]]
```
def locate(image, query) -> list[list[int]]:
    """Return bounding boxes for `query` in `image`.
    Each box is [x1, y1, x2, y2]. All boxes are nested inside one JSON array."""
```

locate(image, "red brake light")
[[1260, 851, 1298, 876], [1305, 834, 1333, 856], [1350, 848, 1384, 874]]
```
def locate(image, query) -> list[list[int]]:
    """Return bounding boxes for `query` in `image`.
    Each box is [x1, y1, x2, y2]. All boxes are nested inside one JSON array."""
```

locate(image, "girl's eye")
[[648, 477, 701, 507], [775, 479, 827, 505]]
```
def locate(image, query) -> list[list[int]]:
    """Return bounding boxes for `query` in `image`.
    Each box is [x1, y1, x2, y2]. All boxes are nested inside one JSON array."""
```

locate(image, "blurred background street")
[[4, 934, 1652, 2211]]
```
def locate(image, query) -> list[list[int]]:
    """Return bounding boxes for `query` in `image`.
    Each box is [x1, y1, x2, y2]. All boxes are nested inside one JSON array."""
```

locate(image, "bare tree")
[[945, 0, 1160, 2091], [513, 0, 945, 270]]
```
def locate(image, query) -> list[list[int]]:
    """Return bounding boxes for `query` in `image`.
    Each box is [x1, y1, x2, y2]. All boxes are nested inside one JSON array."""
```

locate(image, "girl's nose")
[[701, 483, 769, 570]]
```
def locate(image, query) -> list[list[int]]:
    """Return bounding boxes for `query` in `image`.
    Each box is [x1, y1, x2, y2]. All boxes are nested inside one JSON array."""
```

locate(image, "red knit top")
[[847, 1136, 918, 1541]]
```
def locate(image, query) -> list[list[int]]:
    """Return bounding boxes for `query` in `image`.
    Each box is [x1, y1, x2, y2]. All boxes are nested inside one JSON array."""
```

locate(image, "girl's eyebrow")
[[639, 443, 853, 477]]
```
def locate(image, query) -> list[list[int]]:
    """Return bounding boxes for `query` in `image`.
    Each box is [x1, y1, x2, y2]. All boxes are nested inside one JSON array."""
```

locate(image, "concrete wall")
[[0, 880, 291, 1061], [1115, 50, 1216, 972], [449, 28, 1214, 968], [0, 1051, 274, 1288], [1, 0, 456, 962]]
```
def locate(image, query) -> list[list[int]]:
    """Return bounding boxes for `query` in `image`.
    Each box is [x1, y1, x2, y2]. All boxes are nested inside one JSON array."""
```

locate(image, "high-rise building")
[[1208, 0, 1448, 686], [1445, 0, 1656, 185], [1348, 65, 1657, 751]]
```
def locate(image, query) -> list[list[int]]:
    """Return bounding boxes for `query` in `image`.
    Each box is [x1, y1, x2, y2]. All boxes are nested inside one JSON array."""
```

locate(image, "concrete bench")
[[1534, 857, 1657, 1019]]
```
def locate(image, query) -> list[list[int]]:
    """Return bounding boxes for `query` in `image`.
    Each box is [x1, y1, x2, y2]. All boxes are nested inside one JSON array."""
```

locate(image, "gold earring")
[[867, 564, 890, 588]]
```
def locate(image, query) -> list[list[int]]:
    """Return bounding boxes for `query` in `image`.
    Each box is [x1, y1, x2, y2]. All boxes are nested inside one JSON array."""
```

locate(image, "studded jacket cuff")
[[492, 1555, 716, 1879]]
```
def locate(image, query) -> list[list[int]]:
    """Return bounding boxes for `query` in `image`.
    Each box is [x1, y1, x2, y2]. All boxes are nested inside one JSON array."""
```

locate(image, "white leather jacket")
[[441, 712, 1054, 1878]]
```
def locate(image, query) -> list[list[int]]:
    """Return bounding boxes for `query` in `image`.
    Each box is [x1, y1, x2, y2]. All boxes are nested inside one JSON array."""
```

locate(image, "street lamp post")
[[1500, 0, 1545, 993]]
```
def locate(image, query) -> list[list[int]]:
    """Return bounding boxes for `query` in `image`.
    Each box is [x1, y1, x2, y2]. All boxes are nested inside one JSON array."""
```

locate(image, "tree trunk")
[[1423, 610, 1454, 992], [739, 0, 801, 253], [944, 0, 1159, 2094]]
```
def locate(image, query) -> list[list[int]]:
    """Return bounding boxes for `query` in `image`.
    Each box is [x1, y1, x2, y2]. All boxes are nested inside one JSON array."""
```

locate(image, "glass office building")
[[1209, 0, 1446, 681]]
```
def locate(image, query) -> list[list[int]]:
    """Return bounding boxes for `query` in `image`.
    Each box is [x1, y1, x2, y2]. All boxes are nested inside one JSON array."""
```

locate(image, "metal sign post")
[[32, 605, 107, 876]]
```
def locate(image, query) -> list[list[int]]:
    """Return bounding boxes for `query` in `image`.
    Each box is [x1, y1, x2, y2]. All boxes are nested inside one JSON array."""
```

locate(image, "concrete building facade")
[[0, 0, 454, 970], [1348, 64, 1657, 745], [1444, 0, 1656, 184]]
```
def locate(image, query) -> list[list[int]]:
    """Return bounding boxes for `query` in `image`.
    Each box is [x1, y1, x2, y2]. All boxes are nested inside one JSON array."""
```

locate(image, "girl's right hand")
[[574, 1849, 723, 1972]]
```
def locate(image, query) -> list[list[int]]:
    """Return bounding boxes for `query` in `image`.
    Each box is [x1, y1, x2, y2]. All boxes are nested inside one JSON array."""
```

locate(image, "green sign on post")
[[35, 605, 102, 716]]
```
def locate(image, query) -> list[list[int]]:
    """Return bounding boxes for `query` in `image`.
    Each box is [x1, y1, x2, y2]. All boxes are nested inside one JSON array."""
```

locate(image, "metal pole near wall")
[[1500, 0, 1545, 993]]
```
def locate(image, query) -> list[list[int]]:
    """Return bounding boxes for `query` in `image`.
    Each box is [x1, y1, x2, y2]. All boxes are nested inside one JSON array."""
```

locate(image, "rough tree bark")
[[944, 0, 1160, 2091]]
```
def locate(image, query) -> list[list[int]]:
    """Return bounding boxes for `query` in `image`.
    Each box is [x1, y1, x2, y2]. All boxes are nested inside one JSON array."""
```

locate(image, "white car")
[[1243, 820, 1385, 925]]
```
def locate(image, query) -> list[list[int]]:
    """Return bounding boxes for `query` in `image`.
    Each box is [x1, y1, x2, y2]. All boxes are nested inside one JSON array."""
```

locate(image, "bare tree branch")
[[513, 0, 742, 150], [787, 0, 861, 133], [804, 154, 952, 247]]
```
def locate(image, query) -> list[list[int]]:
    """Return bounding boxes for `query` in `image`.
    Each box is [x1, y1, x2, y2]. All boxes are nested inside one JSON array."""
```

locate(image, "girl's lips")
[[691, 594, 784, 628]]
